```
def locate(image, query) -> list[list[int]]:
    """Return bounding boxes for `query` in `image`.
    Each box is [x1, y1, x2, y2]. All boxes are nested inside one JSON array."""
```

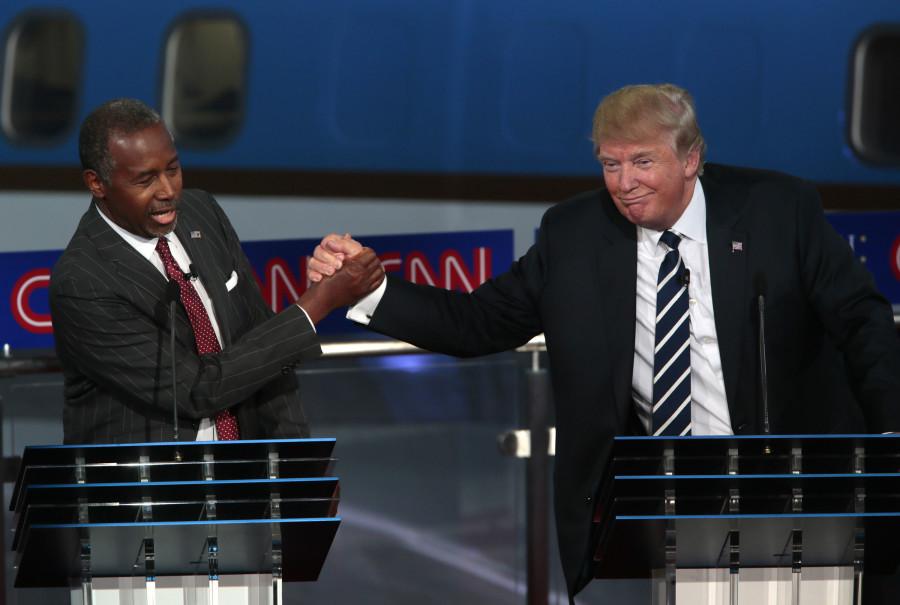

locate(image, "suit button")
[[736, 423, 747, 433], [281, 366, 291, 375], [586, 496, 592, 503]]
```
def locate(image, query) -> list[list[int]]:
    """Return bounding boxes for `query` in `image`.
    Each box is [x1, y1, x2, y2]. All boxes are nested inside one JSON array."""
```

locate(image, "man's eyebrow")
[[130, 169, 156, 181]]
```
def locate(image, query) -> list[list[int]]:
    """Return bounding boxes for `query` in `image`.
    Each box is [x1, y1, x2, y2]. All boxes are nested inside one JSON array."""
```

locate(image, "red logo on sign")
[[256, 248, 493, 312], [892, 235, 900, 282], [10, 268, 53, 334]]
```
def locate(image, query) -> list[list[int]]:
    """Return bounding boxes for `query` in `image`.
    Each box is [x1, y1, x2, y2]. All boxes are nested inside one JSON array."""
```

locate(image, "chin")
[[149, 224, 177, 238]]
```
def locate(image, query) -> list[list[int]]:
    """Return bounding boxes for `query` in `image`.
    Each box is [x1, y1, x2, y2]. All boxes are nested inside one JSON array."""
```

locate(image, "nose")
[[618, 164, 638, 193], [156, 174, 175, 200]]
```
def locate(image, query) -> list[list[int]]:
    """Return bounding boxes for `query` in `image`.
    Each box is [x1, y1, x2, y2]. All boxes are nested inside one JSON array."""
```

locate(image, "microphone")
[[166, 280, 183, 462], [182, 264, 199, 281], [754, 273, 771, 438], [680, 267, 691, 288]]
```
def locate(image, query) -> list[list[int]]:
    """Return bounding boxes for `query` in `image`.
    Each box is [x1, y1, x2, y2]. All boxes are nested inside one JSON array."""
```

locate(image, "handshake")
[[297, 233, 382, 325]]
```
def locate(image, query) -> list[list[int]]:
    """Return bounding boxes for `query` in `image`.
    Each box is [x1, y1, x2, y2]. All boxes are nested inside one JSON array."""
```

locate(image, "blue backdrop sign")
[[0, 230, 514, 351], [827, 211, 900, 309], [3, 213, 899, 353]]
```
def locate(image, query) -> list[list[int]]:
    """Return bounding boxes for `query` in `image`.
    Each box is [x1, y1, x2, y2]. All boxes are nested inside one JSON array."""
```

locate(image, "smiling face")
[[597, 133, 700, 231], [84, 122, 183, 238]]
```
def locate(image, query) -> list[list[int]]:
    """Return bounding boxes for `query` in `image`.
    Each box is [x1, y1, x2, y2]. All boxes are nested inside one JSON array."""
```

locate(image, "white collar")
[[638, 179, 707, 248], [94, 202, 177, 261]]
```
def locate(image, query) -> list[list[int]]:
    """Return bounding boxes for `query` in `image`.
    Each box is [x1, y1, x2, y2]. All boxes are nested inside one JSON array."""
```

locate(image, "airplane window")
[[0, 12, 84, 143], [162, 15, 247, 147], [849, 26, 900, 165]]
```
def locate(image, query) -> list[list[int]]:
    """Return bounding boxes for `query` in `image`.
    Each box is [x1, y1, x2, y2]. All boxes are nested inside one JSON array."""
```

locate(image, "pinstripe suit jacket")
[[50, 190, 319, 444]]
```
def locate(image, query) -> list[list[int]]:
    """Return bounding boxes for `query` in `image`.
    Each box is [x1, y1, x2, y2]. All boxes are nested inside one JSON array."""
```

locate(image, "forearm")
[[187, 304, 320, 413], [366, 275, 541, 357], [53, 290, 320, 420]]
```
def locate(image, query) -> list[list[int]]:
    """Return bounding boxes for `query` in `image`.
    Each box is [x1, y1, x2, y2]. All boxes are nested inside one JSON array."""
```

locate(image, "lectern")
[[9, 438, 341, 604], [594, 435, 900, 605]]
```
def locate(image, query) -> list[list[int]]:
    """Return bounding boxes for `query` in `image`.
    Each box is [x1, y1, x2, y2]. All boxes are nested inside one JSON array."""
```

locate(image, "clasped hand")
[[298, 233, 381, 324]]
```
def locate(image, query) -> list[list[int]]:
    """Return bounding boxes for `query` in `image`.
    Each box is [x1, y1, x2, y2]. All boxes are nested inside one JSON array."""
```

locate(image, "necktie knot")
[[660, 230, 682, 251], [156, 237, 181, 281], [156, 237, 171, 255]]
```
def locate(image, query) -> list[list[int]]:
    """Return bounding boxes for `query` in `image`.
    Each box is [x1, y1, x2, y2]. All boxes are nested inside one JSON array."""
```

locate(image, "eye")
[[601, 160, 619, 172], [166, 163, 181, 175], [635, 158, 653, 168]]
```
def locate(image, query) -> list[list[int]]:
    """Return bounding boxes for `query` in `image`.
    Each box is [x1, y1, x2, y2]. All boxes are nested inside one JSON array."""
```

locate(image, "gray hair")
[[79, 98, 167, 183], [592, 83, 706, 174]]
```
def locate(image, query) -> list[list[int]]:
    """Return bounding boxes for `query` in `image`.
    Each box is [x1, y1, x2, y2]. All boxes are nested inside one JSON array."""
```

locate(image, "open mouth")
[[149, 207, 177, 224]]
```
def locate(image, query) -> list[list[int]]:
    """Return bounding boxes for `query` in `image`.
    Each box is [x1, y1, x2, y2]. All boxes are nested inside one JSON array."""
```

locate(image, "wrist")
[[297, 291, 328, 325]]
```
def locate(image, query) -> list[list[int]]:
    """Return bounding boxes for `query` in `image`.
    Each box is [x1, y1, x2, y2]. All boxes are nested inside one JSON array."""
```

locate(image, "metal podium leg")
[[791, 529, 803, 605], [790, 446, 803, 605], [75, 456, 93, 605], [77, 526, 92, 605], [728, 530, 739, 605], [853, 570, 864, 605], [79, 541, 93, 605], [272, 573, 283, 605], [664, 524, 676, 605], [271, 493, 283, 605], [138, 456, 157, 605], [143, 538, 157, 605], [269, 452, 284, 605], [727, 447, 740, 605], [202, 453, 220, 605], [207, 537, 220, 605], [663, 446, 676, 605], [853, 445, 866, 605]]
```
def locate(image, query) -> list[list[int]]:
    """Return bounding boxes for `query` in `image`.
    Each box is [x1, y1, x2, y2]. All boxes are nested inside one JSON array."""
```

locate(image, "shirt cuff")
[[295, 304, 317, 333], [347, 278, 387, 325]]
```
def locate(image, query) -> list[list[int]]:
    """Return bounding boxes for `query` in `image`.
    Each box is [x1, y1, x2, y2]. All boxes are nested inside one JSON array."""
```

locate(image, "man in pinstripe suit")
[[49, 99, 383, 444]]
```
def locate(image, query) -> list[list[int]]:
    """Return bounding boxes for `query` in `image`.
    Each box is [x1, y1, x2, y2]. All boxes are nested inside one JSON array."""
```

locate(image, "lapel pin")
[[731, 241, 743, 253], [191, 230, 202, 239]]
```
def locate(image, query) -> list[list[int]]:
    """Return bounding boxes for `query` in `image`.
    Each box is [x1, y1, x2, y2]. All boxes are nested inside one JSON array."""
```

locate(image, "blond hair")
[[592, 84, 706, 174]]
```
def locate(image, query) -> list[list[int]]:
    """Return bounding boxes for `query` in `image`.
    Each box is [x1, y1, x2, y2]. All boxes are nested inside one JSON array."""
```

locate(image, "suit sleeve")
[[797, 187, 900, 430], [50, 199, 321, 422], [367, 218, 548, 356]]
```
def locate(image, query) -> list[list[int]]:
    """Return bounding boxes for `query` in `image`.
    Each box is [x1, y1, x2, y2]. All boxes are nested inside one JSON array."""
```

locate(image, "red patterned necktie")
[[156, 237, 240, 440]]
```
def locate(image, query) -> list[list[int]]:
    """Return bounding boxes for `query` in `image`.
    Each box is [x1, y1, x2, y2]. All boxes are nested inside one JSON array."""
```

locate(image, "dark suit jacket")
[[50, 189, 320, 444], [364, 164, 900, 596]]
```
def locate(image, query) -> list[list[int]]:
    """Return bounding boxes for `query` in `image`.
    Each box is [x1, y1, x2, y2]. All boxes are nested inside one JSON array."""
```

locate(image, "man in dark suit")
[[309, 84, 900, 598], [50, 98, 383, 445]]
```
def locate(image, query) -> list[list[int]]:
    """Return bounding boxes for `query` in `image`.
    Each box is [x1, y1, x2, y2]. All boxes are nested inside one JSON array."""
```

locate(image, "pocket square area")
[[225, 270, 239, 291]]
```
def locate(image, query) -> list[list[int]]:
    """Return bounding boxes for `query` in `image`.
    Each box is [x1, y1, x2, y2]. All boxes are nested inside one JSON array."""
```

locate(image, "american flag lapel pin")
[[191, 230, 202, 239], [731, 240, 743, 253]]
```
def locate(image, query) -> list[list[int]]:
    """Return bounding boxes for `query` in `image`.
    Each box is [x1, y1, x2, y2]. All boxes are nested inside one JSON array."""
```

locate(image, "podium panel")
[[595, 435, 900, 603], [9, 439, 341, 589]]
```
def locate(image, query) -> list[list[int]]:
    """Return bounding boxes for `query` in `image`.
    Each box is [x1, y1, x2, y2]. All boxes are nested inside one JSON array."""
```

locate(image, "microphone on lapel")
[[166, 279, 183, 462], [182, 264, 199, 282]]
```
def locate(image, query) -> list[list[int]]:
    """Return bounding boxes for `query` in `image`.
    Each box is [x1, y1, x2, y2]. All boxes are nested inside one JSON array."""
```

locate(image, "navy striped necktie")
[[651, 230, 692, 436]]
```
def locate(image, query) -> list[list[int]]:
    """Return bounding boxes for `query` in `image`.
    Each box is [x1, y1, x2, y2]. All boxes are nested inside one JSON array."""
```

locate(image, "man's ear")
[[683, 147, 701, 179], [82, 170, 105, 199]]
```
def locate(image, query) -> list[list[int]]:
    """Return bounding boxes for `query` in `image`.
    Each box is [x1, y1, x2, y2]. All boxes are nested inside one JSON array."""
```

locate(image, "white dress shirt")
[[631, 180, 731, 435], [96, 205, 218, 440]]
